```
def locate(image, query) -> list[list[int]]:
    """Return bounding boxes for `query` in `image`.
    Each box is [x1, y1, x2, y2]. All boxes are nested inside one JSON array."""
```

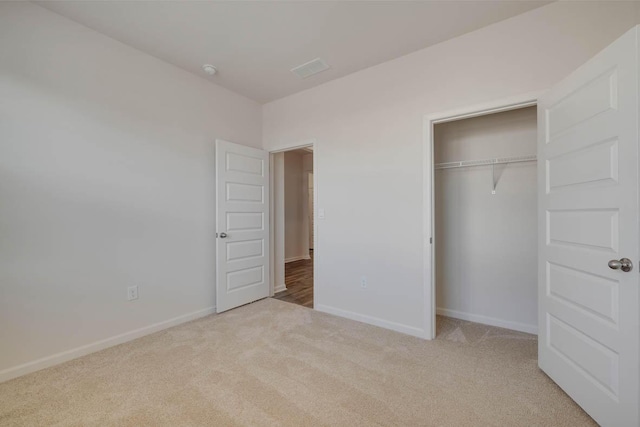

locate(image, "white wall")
[[284, 151, 309, 261], [0, 2, 261, 380], [262, 1, 640, 337], [435, 107, 537, 333]]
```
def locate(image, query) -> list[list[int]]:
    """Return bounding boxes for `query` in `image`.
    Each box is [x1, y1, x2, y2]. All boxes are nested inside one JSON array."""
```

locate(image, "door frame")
[[268, 139, 318, 303], [422, 91, 543, 339], [307, 171, 314, 250]]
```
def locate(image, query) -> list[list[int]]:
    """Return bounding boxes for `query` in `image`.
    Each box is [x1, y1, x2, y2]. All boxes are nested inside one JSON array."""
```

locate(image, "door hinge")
[[430, 237, 433, 244]]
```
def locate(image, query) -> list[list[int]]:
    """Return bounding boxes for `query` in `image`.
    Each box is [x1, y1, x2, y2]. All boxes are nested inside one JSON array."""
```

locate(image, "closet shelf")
[[434, 154, 537, 170]]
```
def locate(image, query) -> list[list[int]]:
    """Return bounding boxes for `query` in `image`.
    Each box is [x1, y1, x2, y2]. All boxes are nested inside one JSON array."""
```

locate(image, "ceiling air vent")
[[291, 58, 330, 79]]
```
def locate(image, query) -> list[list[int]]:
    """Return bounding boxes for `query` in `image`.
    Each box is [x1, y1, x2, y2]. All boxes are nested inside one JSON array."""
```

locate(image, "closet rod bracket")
[[492, 164, 497, 195]]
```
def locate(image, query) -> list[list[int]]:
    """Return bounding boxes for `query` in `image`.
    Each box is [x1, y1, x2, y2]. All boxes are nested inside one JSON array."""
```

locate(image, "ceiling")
[[37, 1, 550, 104]]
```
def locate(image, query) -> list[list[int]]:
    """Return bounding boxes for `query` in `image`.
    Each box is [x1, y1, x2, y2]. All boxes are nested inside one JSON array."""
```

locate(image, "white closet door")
[[538, 26, 639, 426]]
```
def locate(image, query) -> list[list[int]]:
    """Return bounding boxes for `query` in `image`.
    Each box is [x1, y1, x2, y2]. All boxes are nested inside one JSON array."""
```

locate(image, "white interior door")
[[538, 26, 639, 426], [216, 139, 270, 313]]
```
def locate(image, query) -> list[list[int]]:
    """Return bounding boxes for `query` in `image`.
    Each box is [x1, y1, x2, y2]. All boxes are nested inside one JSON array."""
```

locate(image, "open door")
[[538, 26, 639, 426], [215, 139, 270, 313]]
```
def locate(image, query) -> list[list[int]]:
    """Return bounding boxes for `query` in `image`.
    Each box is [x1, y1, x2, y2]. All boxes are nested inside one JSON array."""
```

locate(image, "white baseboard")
[[274, 283, 287, 293], [0, 306, 216, 384], [436, 307, 538, 335], [315, 304, 427, 339], [285, 255, 311, 263]]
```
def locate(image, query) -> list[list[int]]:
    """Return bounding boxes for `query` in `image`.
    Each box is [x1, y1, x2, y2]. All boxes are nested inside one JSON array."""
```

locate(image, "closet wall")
[[434, 107, 537, 333]]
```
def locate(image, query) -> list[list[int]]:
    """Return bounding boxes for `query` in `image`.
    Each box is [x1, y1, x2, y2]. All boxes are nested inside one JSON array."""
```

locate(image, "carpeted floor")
[[0, 298, 595, 426]]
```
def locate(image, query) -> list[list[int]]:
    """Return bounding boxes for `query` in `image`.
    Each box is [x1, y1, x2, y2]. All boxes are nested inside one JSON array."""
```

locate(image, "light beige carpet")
[[0, 298, 595, 426]]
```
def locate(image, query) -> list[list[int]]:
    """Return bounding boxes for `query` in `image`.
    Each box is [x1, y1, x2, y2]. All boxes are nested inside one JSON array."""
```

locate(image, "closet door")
[[538, 26, 639, 427]]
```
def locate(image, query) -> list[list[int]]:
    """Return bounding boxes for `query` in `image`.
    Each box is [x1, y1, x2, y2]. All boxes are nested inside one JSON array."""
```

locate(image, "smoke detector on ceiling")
[[291, 58, 330, 79], [202, 64, 217, 76]]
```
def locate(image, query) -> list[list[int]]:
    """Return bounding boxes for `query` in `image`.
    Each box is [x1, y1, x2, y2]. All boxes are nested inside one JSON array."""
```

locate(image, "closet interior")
[[434, 106, 538, 335]]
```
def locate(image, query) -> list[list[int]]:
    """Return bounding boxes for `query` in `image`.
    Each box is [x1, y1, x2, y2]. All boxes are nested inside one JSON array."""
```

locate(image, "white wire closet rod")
[[434, 154, 537, 170]]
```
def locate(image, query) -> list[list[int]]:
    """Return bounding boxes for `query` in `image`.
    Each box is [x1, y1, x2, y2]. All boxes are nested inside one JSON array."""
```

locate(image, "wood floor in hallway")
[[274, 251, 313, 308]]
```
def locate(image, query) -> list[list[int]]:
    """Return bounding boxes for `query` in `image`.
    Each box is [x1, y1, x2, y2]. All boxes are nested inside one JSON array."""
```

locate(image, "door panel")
[[538, 26, 639, 426], [216, 140, 270, 313], [545, 68, 617, 140]]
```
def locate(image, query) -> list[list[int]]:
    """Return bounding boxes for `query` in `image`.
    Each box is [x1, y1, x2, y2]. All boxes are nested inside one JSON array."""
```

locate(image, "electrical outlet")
[[127, 286, 138, 301], [360, 276, 367, 288]]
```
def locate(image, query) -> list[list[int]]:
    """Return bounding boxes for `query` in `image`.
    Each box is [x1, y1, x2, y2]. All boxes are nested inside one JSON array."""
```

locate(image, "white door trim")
[[270, 153, 285, 294], [422, 91, 544, 339], [269, 140, 318, 304], [268, 139, 316, 154]]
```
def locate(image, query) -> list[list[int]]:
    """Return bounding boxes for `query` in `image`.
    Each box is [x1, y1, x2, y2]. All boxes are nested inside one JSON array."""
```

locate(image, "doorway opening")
[[270, 146, 315, 308], [433, 105, 537, 336], [424, 95, 540, 339]]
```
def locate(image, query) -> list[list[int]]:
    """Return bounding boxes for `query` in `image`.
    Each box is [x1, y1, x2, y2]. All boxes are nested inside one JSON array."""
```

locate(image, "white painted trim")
[[312, 144, 318, 305], [269, 153, 276, 297], [316, 304, 428, 339], [285, 255, 311, 263], [274, 283, 287, 293], [436, 307, 538, 335], [0, 306, 215, 383], [422, 91, 544, 340], [422, 111, 435, 340], [269, 152, 286, 297], [307, 172, 314, 250], [427, 91, 544, 124], [269, 139, 317, 154]]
